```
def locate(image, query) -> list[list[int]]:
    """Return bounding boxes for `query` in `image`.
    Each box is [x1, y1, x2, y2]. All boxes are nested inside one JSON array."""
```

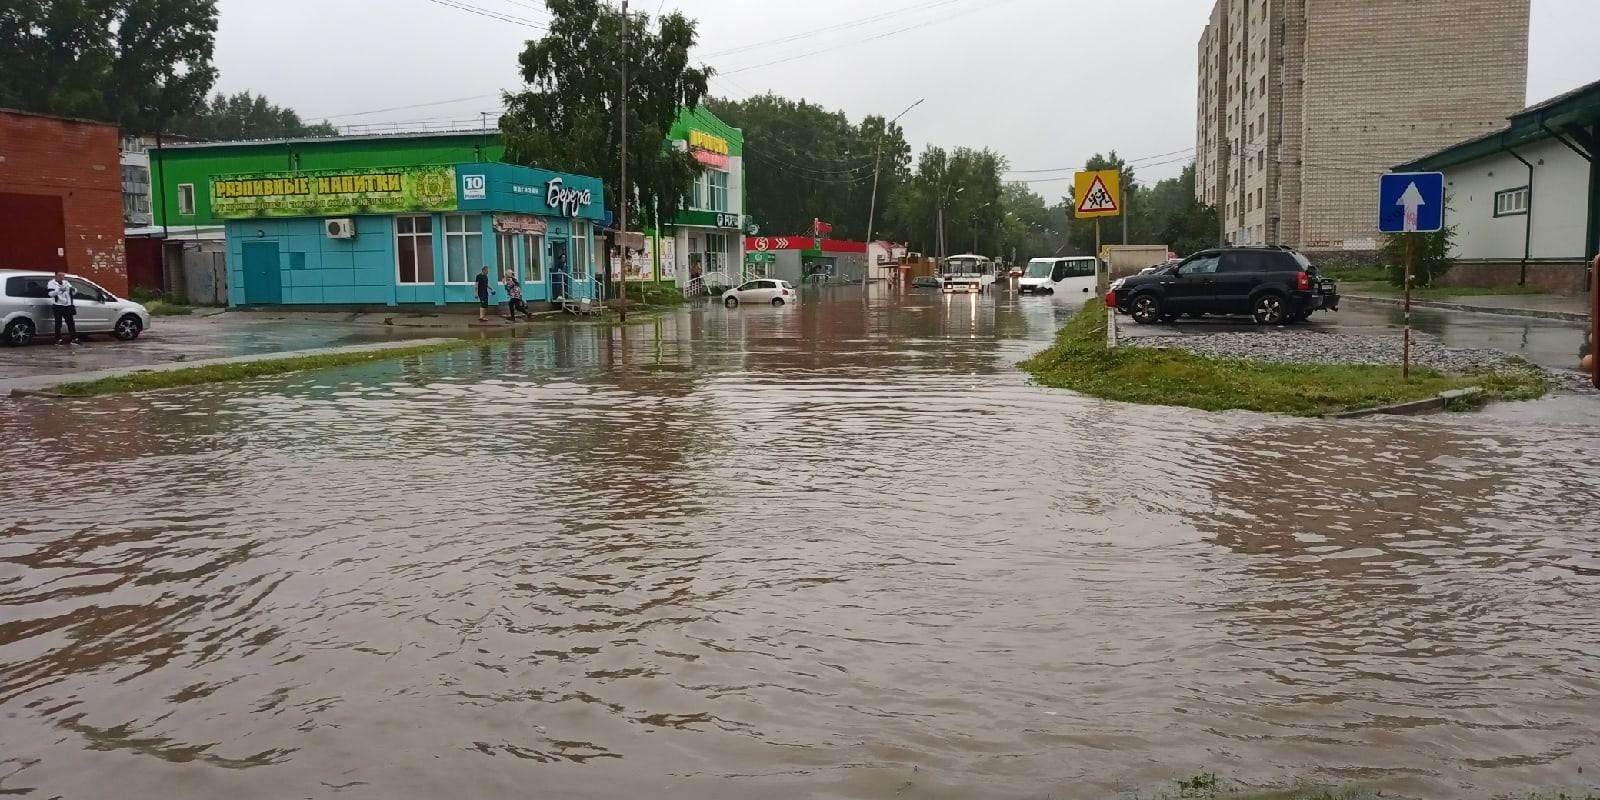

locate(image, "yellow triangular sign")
[[1077, 175, 1118, 213]]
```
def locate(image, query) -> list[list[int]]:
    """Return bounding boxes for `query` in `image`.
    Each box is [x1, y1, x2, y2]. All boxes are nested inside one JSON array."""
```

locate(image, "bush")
[[1380, 197, 1457, 287]]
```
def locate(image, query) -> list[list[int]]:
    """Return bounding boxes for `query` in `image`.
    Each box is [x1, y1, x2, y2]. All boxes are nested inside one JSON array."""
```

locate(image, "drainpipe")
[[1505, 144, 1534, 286]]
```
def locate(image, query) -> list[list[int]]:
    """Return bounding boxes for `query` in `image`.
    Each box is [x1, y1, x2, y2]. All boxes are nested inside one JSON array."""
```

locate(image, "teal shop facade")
[[220, 160, 605, 307]]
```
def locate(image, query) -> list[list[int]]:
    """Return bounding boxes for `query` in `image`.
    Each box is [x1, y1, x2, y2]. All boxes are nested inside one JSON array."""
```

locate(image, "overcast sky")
[[213, 0, 1600, 202]]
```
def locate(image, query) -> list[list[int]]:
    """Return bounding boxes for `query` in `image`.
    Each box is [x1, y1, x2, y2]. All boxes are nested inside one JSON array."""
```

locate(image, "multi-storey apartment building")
[[1195, 0, 1530, 254]]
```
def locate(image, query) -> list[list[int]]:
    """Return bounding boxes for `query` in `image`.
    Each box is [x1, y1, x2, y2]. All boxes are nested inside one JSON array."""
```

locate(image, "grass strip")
[[1018, 300, 1548, 417], [50, 339, 480, 397]]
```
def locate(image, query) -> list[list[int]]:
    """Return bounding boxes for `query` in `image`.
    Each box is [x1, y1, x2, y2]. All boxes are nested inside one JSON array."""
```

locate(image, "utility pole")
[[617, 0, 630, 323], [863, 98, 923, 291]]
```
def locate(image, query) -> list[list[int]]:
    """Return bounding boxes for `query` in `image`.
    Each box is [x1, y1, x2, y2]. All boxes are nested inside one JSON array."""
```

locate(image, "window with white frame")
[[689, 170, 729, 212], [496, 232, 518, 281], [570, 220, 591, 279], [704, 233, 728, 274], [396, 215, 435, 284], [177, 183, 195, 215], [522, 233, 544, 282], [1494, 186, 1528, 217], [706, 170, 728, 212], [443, 213, 483, 284]]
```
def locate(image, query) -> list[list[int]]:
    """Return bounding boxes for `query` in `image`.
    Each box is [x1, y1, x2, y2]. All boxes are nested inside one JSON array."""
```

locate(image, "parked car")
[[722, 279, 797, 308], [910, 275, 943, 289], [1106, 247, 1339, 325], [1, 270, 151, 346], [1019, 256, 1099, 294]]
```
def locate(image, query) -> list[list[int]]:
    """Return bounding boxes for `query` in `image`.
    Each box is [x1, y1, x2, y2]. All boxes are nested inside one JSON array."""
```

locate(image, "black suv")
[[1107, 246, 1338, 325]]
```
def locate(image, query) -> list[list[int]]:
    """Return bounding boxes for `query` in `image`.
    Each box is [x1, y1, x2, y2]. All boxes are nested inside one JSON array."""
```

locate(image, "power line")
[[417, 0, 548, 29], [715, 0, 1021, 76], [313, 93, 505, 121], [1006, 146, 1197, 175], [700, 0, 968, 59], [1011, 154, 1197, 183]]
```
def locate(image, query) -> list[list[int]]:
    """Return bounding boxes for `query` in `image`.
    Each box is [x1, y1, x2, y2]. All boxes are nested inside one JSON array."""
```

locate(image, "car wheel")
[[114, 314, 143, 341], [771, 297, 785, 307], [1252, 293, 1289, 325], [724, 296, 739, 308], [1046, 288, 1056, 295], [1129, 293, 1164, 325], [3, 318, 35, 347]]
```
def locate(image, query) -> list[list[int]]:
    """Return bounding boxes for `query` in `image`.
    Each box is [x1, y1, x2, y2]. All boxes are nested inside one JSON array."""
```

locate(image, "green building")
[[642, 107, 746, 288]]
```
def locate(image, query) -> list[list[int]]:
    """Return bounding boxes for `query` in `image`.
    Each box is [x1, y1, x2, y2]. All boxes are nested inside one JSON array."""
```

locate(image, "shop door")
[[241, 241, 282, 304], [548, 237, 569, 298], [0, 193, 67, 269]]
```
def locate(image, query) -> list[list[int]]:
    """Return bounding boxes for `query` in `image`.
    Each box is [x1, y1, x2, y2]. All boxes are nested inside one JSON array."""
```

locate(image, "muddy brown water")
[[3, 287, 1598, 799]]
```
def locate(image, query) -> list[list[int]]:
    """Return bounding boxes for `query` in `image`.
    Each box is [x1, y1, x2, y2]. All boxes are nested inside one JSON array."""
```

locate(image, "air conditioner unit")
[[325, 218, 357, 239]]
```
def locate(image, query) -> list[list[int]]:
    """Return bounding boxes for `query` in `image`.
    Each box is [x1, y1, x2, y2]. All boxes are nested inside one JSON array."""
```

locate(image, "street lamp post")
[[863, 98, 923, 291]]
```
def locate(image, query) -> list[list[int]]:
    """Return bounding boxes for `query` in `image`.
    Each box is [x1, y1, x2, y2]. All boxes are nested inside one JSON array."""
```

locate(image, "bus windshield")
[[1025, 260, 1054, 278], [942, 257, 988, 275]]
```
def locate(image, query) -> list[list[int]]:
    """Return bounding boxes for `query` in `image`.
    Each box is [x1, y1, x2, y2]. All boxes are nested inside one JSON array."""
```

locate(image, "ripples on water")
[[2, 289, 1598, 798]]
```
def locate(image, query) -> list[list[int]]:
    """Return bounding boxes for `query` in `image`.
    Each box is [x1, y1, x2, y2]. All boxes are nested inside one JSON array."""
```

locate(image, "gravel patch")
[[1124, 328, 1597, 393]]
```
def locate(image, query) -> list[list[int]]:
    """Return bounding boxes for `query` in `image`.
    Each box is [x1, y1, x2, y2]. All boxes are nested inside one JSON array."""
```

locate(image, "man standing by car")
[[45, 270, 78, 345]]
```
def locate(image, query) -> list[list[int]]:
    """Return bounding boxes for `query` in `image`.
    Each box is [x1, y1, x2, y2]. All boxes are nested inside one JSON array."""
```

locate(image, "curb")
[[1341, 294, 1589, 325], [1325, 387, 1484, 419]]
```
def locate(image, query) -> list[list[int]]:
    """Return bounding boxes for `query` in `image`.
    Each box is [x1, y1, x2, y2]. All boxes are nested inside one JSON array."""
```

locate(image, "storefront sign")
[[689, 129, 731, 169], [678, 210, 742, 229], [689, 130, 729, 155], [210, 166, 456, 219], [493, 213, 547, 235], [544, 177, 594, 217]]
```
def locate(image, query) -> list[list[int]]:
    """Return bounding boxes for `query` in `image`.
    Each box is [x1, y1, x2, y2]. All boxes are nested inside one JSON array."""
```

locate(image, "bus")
[[939, 254, 997, 293]]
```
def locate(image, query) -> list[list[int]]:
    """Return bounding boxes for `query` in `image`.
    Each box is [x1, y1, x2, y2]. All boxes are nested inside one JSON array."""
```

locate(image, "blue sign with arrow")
[[1378, 172, 1444, 233]]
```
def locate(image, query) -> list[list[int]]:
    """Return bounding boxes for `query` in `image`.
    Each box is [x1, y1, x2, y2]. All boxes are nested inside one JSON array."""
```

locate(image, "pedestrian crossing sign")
[[1074, 170, 1121, 218]]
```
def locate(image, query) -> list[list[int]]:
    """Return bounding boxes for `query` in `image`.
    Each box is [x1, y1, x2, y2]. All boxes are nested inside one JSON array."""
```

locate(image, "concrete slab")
[[3, 337, 458, 397]]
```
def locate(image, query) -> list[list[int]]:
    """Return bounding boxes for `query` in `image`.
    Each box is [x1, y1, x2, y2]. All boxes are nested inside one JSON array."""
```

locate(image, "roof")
[[155, 128, 499, 152], [1397, 78, 1600, 171], [0, 106, 118, 130]]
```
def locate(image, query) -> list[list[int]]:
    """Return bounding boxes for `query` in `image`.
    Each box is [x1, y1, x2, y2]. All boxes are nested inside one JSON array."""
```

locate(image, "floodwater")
[[3, 286, 1598, 799]]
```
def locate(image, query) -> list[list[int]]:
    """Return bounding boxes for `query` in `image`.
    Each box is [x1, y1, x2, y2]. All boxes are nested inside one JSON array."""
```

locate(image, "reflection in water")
[[1, 286, 1597, 799]]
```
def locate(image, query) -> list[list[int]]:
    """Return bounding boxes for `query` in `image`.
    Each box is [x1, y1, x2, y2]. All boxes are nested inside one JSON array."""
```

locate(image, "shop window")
[[443, 213, 483, 284], [704, 232, 728, 274], [1494, 186, 1528, 217], [570, 220, 591, 279], [522, 233, 544, 282], [178, 184, 195, 215], [496, 232, 518, 281], [396, 215, 435, 285]]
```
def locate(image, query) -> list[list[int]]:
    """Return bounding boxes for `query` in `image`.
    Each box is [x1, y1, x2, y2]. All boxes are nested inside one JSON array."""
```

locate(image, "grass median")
[[49, 339, 481, 397], [1018, 300, 1548, 417]]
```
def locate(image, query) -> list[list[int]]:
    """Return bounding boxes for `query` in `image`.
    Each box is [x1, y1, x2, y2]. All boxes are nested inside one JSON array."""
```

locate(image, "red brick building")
[[0, 108, 128, 294]]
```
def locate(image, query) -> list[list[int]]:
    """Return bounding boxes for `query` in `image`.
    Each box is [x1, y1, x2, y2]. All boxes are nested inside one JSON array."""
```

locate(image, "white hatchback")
[[722, 279, 797, 308], [1, 270, 152, 346]]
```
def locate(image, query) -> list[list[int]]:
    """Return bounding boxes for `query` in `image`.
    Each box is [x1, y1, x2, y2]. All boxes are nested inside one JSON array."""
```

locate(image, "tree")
[[889, 145, 1007, 257], [0, 0, 219, 132], [1381, 215, 1456, 287], [500, 0, 710, 231], [169, 91, 337, 141], [706, 93, 910, 240]]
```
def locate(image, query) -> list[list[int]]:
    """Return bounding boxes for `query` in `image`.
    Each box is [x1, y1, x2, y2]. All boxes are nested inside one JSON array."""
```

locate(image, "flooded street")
[[3, 287, 1598, 799]]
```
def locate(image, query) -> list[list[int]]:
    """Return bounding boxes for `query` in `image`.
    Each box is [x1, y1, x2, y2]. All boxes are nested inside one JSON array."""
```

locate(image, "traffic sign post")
[[1074, 170, 1122, 289], [1379, 172, 1444, 379]]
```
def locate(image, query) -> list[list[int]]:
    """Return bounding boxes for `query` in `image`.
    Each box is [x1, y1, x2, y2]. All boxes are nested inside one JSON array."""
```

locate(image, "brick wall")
[[0, 109, 128, 294], [1441, 260, 1590, 295], [1297, 0, 1529, 250]]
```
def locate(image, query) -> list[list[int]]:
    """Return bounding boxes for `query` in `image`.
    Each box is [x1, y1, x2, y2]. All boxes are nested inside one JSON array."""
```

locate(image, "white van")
[[1018, 257, 1099, 295]]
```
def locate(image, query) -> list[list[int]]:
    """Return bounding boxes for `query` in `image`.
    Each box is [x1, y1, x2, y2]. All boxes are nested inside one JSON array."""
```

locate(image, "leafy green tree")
[[169, 91, 337, 141], [501, 0, 709, 231], [1381, 219, 1457, 287], [996, 182, 1065, 263], [889, 145, 1007, 256], [706, 93, 910, 239], [0, 0, 218, 132]]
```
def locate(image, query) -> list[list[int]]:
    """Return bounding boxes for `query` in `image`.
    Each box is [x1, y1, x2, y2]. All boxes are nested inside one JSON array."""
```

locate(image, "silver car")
[[722, 279, 797, 308], [1, 269, 151, 346]]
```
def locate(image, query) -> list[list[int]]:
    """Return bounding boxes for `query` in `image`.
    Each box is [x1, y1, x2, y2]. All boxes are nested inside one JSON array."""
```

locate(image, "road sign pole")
[[1403, 233, 1414, 380], [1094, 220, 1101, 274]]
